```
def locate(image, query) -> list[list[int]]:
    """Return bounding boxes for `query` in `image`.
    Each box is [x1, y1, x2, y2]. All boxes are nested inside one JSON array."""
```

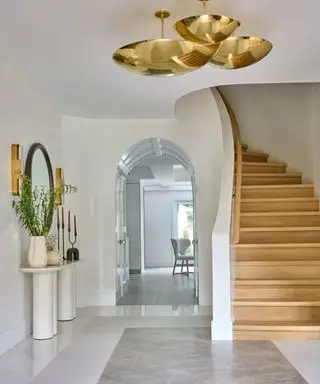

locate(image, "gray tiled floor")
[[117, 269, 196, 306], [98, 328, 307, 384]]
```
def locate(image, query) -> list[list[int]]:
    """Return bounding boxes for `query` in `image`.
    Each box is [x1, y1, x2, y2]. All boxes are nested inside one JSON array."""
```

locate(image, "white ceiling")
[[1, 0, 320, 118]]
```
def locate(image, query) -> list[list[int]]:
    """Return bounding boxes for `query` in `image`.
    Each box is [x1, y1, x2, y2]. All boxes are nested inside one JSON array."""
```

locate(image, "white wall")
[[0, 59, 62, 355], [143, 185, 192, 268], [62, 88, 224, 306], [220, 84, 320, 186]]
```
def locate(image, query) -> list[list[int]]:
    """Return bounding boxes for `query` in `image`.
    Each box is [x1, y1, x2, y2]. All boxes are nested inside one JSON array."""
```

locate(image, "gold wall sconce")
[[55, 168, 63, 205], [11, 144, 22, 196]]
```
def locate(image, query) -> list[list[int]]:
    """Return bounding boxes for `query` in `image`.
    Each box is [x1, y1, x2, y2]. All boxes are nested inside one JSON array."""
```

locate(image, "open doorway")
[[115, 138, 198, 306]]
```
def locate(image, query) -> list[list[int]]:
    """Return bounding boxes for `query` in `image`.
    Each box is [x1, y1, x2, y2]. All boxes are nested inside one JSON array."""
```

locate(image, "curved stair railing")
[[217, 88, 242, 244]]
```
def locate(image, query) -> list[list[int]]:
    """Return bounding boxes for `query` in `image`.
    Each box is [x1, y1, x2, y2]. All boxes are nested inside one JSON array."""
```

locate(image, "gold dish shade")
[[112, 39, 214, 76], [209, 36, 273, 69], [174, 15, 240, 44]]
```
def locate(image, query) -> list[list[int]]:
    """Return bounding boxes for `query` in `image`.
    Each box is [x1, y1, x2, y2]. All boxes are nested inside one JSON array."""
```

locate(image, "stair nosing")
[[235, 243, 320, 248], [233, 300, 320, 306], [238, 162, 287, 167], [236, 279, 320, 286], [241, 212, 320, 217], [241, 184, 313, 189], [242, 173, 301, 177], [241, 197, 317, 202], [240, 226, 320, 232], [236, 260, 320, 265]]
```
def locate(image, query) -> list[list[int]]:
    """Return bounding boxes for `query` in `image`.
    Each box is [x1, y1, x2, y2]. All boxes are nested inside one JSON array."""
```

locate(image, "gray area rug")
[[98, 328, 307, 384]]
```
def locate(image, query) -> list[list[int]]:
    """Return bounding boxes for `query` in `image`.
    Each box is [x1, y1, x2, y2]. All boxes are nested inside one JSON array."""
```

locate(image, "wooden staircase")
[[233, 145, 320, 340]]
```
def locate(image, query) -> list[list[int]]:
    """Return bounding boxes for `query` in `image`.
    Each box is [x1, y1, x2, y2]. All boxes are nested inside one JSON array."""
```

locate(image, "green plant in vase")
[[13, 176, 77, 267]]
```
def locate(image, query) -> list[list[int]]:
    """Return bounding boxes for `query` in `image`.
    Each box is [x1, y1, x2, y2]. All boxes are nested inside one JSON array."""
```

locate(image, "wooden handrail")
[[217, 88, 242, 244]]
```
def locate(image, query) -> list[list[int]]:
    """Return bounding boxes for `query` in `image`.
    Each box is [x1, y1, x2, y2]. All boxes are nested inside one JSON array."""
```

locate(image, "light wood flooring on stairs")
[[233, 145, 320, 340]]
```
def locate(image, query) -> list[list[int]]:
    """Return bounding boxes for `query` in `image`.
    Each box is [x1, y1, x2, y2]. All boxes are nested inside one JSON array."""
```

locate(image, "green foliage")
[[12, 176, 77, 236]]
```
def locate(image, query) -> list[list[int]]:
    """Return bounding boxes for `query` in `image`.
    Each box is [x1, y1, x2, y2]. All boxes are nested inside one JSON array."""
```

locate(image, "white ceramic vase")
[[47, 250, 60, 266], [28, 236, 48, 268]]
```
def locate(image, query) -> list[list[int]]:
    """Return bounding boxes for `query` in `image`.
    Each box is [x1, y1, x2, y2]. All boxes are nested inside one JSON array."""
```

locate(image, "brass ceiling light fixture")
[[174, 0, 240, 44], [112, 9, 214, 76], [208, 36, 273, 69], [175, 0, 273, 69]]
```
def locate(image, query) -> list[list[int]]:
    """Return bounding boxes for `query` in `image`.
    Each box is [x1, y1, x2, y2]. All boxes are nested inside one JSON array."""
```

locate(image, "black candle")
[[68, 210, 71, 232], [74, 215, 77, 236]]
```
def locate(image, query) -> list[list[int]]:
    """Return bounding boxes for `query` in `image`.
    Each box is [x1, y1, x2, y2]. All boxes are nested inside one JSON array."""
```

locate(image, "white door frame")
[[115, 138, 199, 303]]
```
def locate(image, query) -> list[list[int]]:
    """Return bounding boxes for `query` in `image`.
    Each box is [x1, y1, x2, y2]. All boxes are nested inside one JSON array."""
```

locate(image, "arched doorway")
[[115, 137, 199, 304]]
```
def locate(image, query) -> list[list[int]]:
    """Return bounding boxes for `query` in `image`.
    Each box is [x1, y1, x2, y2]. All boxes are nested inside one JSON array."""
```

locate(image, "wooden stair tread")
[[235, 243, 320, 248], [242, 173, 302, 177], [236, 260, 320, 266], [234, 321, 320, 331], [237, 162, 287, 167], [240, 226, 320, 232], [241, 197, 317, 202], [239, 151, 268, 157], [233, 299, 320, 306], [241, 184, 313, 189], [241, 212, 320, 217], [236, 279, 320, 286]]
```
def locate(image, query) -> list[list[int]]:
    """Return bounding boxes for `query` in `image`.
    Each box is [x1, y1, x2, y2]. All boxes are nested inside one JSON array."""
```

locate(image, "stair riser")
[[234, 306, 320, 322], [236, 153, 268, 163], [236, 247, 320, 261], [240, 215, 320, 227], [240, 231, 320, 244], [235, 286, 320, 300], [241, 187, 314, 199], [242, 164, 287, 174], [241, 201, 318, 213], [233, 330, 320, 340], [236, 265, 320, 279], [241, 176, 302, 186]]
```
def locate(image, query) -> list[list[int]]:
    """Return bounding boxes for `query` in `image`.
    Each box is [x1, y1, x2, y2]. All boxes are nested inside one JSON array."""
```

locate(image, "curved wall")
[[62, 88, 225, 306]]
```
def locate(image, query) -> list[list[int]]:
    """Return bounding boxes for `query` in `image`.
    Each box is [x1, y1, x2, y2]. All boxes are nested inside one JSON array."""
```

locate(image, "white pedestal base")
[[33, 273, 54, 340], [21, 261, 79, 340], [58, 263, 78, 321]]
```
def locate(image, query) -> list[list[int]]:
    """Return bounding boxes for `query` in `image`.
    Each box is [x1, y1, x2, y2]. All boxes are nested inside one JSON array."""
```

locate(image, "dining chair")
[[171, 238, 194, 276]]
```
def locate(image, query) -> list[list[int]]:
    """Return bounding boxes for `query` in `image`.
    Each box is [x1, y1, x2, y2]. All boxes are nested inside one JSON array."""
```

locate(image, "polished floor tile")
[[274, 341, 320, 384], [98, 328, 307, 384], [117, 268, 196, 306]]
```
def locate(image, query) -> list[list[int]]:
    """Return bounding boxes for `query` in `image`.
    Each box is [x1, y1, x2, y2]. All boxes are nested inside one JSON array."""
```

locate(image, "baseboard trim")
[[211, 320, 233, 341], [129, 269, 141, 274]]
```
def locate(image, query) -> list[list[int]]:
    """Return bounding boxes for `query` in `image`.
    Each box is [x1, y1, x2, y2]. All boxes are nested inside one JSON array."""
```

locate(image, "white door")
[[115, 173, 128, 300]]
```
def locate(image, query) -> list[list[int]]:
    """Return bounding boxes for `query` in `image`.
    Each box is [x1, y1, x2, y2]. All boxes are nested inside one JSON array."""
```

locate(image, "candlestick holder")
[[66, 213, 79, 262]]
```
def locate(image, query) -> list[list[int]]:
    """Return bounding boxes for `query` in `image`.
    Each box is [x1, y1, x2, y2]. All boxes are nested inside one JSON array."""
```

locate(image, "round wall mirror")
[[24, 143, 54, 190]]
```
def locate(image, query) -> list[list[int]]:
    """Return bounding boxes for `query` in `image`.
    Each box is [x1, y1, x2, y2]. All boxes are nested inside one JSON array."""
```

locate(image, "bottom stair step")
[[233, 321, 320, 340], [233, 300, 320, 322]]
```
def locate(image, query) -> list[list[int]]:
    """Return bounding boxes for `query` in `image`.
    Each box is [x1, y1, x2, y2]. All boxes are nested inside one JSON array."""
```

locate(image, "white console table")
[[21, 261, 79, 340]]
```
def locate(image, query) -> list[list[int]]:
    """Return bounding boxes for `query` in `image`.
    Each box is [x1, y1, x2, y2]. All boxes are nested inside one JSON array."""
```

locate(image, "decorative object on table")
[[12, 176, 76, 268], [46, 234, 60, 266], [11, 144, 22, 196], [55, 168, 63, 206], [66, 211, 79, 261]]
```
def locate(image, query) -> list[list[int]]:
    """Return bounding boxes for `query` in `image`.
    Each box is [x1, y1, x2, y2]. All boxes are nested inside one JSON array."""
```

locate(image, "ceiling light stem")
[[201, 0, 208, 14], [161, 17, 165, 38], [155, 9, 170, 39]]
